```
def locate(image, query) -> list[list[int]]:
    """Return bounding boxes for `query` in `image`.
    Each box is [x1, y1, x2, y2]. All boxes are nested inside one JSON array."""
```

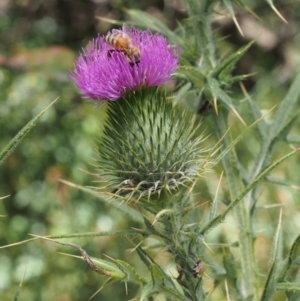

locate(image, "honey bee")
[[105, 29, 141, 66]]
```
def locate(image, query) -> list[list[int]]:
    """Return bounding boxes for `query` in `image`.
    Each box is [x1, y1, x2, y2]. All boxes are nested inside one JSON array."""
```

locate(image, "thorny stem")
[[184, 0, 216, 70], [150, 190, 203, 300], [213, 111, 259, 300]]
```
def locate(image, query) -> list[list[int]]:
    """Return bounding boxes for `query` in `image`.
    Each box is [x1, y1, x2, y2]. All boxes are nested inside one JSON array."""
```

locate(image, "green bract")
[[96, 87, 208, 201]]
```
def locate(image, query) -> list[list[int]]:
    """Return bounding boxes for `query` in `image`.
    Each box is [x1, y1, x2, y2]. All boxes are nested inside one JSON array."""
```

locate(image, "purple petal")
[[71, 26, 179, 101]]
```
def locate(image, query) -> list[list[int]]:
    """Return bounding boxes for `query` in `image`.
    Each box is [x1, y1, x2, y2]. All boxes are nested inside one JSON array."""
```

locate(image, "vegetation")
[[1, 0, 300, 300]]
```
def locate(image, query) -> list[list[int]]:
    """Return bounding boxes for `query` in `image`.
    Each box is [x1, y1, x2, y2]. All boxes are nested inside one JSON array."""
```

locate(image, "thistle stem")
[[213, 111, 259, 300]]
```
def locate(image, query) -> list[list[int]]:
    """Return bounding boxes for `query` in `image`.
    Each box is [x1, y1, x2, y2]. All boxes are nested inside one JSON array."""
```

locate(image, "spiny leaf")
[[149, 264, 188, 301], [88, 277, 116, 300], [206, 78, 246, 125], [269, 114, 299, 155], [260, 210, 283, 301], [270, 71, 300, 140], [201, 148, 300, 234], [135, 246, 153, 269], [269, 210, 283, 266], [277, 234, 300, 282], [0, 97, 58, 166], [222, 249, 241, 295], [234, 0, 261, 20], [0, 230, 146, 249], [240, 81, 268, 139], [32, 235, 125, 279], [226, 73, 257, 85], [265, 176, 291, 187], [250, 72, 300, 180], [0, 237, 38, 249], [150, 263, 174, 289], [174, 66, 206, 88], [114, 259, 148, 284], [265, 0, 287, 23], [287, 134, 300, 144], [222, 0, 244, 36], [209, 172, 223, 222], [211, 42, 253, 80], [275, 282, 300, 291], [47, 229, 146, 240]]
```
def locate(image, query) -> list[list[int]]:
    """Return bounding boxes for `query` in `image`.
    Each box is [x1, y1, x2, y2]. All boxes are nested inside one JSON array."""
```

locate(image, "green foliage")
[[2, 0, 300, 301]]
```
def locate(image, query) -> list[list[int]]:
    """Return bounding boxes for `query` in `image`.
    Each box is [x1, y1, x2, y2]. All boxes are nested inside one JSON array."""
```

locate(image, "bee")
[[105, 29, 141, 66]]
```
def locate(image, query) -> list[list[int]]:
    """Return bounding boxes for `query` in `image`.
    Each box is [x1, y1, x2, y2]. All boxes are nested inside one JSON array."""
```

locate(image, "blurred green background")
[[1, 0, 300, 300]]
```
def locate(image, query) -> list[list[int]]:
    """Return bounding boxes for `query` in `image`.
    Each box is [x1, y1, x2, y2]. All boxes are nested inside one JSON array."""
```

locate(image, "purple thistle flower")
[[71, 26, 179, 101]]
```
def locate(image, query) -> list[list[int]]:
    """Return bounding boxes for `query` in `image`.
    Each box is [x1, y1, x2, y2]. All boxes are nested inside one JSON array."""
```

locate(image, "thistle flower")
[[71, 26, 179, 101]]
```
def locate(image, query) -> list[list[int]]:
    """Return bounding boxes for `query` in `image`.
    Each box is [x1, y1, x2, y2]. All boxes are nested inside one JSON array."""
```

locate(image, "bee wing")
[[122, 23, 132, 34], [122, 24, 138, 46], [111, 26, 132, 42], [111, 29, 123, 34]]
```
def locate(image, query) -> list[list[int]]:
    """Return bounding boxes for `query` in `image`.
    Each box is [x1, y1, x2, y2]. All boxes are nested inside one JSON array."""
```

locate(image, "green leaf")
[[149, 264, 188, 301], [0, 97, 58, 166], [47, 229, 146, 240], [201, 148, 300, 234], [265, 0, 288, 23], [265, 176, 291, 187], [250, 73, 300, 181], [115, 259, 148, 284], [276, 282, 300, 291], [270, 211, 283, 266], [89, 258, 126, 279], [150, 263, 173, 288], [174, 66, 206, 88], [278, 234, 300, 282], [260, 211, 283, 301], [212, 42, 253, 80], [245, 89, 269, 139], [269, 114, 299, 155], [135, 246, 152, 269], [226, 74, 255, 85], [35, 236, 127, 279], [270, 71, 300, 140], [287, 134, 300, 144], [206, 77, 246, 125], [209, 173, 222, 222], [222, 0, 244, 36]]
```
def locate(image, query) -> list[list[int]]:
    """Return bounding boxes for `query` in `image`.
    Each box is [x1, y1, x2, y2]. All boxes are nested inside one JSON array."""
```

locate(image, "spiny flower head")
[[71, 26, 179, 101], [96, 88, 209, 202]]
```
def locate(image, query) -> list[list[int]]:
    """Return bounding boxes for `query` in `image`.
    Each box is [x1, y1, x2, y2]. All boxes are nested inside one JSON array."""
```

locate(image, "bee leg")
[[129, 60, 140, 67], [107, 49, 122, 58]]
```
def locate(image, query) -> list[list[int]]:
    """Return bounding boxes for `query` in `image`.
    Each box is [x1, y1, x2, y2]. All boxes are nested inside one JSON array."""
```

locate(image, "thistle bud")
[[96, 88, 208, 202]]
